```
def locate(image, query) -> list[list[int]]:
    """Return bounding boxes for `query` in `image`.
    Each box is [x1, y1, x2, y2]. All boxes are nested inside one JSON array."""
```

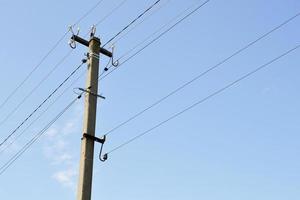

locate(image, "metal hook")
[[68, 25, 80, 49], [99, 135, 107, 162], [81, 133, 107, 162], [111, 45, 119, 67]]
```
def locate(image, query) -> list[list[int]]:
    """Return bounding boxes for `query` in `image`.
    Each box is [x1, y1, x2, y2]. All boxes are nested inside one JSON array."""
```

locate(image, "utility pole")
[[71, 32, 112, 200]]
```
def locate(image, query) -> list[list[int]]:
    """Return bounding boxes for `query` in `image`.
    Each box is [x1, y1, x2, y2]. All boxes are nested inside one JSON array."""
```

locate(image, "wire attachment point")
[[78, 87, 105, 99], [111, 45, 119, 67], [82, 133, 107, 162], [68, 26, 80, 49], [99, 135, 107, 162], [90, 25, 97, 38], [101, 153, 108, 162]]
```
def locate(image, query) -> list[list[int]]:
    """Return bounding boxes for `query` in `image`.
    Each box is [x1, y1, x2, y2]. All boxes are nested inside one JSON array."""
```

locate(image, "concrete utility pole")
[[71, 33, 112, 200]]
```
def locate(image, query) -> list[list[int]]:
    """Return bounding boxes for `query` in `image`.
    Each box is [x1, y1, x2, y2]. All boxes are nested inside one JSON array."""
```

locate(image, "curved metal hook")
[[111, 45, 119, 67], [68, 26, 80, 49], [99, 135, 107, 162]]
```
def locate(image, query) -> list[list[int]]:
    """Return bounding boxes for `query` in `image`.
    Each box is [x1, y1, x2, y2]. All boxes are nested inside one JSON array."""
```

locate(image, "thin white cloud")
[[52, 152, 73, 165], [45, 127, 58, 138], [43, 104, 83, 190], [52, 166, 77, 189]]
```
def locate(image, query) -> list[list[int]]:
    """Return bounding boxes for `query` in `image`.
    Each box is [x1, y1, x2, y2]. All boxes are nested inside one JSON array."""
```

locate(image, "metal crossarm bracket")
[[79, 88, 106, 99], [82, 133, 105, 144], [71, 35, 112, 57]]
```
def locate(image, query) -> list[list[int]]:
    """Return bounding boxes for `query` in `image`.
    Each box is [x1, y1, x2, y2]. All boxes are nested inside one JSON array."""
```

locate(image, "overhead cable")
[[0, 57, 113, 154], [99, 0, 211, 79], [95, 0, 129, 28], [106, 44, 300, 155], [0, 60, 86, 148], [0, 50, 73, 125], [102, 0, 162, 47], [0, 0, 106, 111], [0, 69, 87, 155], [0, 94, 82, 176], [109, 0, 171, 46], [102, 11, 300, 136]]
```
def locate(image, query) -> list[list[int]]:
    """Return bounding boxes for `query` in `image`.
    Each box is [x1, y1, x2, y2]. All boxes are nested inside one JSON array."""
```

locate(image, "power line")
[[95, 0, 129, 28], [0, 94, 82, 176], [118, 0, 196, 61], [106, 44, 300, 155], [0, 57, 113, 154], [102, 11, 300, 136], [0, 68, 87, 155], [0, 0, 106, 111], [108, 0, 171, 47], [0, 31, 69, 111], [99, 0, 211, 80], [73, 0, 105, 26], [0, 50, 73, 125], [0, 0, 125, 125], [0, 60, 86, 148], [102, 0, 162, 47]]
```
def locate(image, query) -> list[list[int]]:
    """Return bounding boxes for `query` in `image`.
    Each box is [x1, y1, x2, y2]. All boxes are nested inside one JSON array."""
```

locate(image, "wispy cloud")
[[43, 102, 83, 190], [52, 166, 77, 188]]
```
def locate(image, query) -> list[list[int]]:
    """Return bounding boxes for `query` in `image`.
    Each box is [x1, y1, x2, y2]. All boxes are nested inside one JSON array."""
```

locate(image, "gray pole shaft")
[[77, 37, 101, 200]]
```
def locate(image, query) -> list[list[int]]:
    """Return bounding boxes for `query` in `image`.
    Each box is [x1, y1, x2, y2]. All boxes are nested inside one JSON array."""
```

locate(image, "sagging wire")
[[102, 0, 162, 47], [98, 0, 211, 81], [105, 44, 300, 156], [0, 57, 89, 155], [0, 58, 88, 148], [0, 93, 83, 176]]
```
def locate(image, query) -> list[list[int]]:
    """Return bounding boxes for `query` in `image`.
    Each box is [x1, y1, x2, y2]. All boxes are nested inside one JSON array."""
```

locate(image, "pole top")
[[71, 35, 112, 58], [89, 36, 101, 45]]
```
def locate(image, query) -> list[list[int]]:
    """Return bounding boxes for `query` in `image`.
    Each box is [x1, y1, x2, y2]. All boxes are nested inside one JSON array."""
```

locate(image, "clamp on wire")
[[68, 26, 80, 49]]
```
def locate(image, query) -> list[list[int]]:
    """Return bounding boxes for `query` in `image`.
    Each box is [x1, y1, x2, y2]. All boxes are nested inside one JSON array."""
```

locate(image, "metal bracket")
[[82, 133, 105, 144], [71, 35, 112, 58], [79, 88, 105, 99], [82, 133, 108, 162]]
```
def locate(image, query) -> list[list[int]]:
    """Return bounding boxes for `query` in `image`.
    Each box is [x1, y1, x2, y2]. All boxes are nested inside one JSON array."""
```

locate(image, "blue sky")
[[0, 0, 299, 199]]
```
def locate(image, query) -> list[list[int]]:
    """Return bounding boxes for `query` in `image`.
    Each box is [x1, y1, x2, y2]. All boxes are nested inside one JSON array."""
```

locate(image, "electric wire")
[[99, 0, 211, 80], [106, 44, 300, 155], [95, 0, 129, 27], [0, 56, 113, 172], [0, 50, 73, 125], [0, 57, 113, 154], [107, 0, 171, 47], [0, 94, 82, 176], [102, 11, 300, 136], [0, 60, 86, 148], [118, 0, 209, 61], [0, 0, 122, 125], [0, 69, 87, 155], [102, 0, 162, 47], [0, 0, 106, 111], [73, 0, 105, 26], [0, 31, 69, 111]]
